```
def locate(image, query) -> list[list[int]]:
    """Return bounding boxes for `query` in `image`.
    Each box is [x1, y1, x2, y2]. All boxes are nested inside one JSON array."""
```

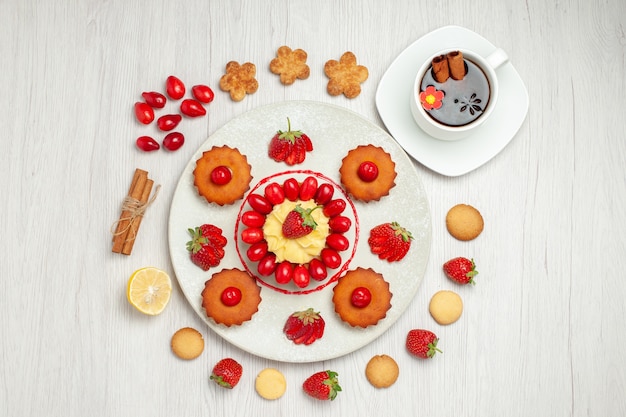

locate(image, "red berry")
[[284, 308, 325, 345], [241, 211, 265, 228], [166, 75, 185, 99], [314, 183, 334, 205], [136, 136, 160, 152], [246, 241, 268, 262], [241, 227, 264, 244], [220, 286, 242, 306], [157, 114, 182, 131], [323, 199, 346, 217], [443, 257, 478, 285], [141, 91, 167, 108], [186, 224, 227, 271], [275, 261, 293, 284], [293, 265, 310, 288], [163, 132, 184, 151], [357, 161, 379, 182], [257, 253, 277, 276], [351, 287, 371, 308], [308, 259, 327, 281], [247, 194, 273, 215], [303, 370, 341, 401], [268, 118, 313, 165], [320, 248, 341, 269], [264, 182, 285, 206], [283, 178, 300, 201], [210, 166, 232, 185], [192, 84, 215, 103], [210, 358, 243, 389], [406, 329, 442, 359], [368, 222, 413, 262], [282, 204, 320, 239], [180, 99, 206, 117], [134, 102, 155, 124], [326, 234, 349, 251], [299, 176, 318, 201], [329, 216, 351, 233]]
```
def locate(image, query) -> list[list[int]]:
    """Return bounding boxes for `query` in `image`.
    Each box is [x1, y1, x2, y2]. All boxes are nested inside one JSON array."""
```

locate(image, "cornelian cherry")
[[163, 132, 184, 151], [180, 99, 206, 117], [141, 91, 167, 108], [351, 287, 372, 308], [220, 287, 242, 306], [136, 136, 160, 152], [166, 75, 186, 99], [357, 161, 379, 182], [210, 166, 232, 185], [157, 114, 182, 131], [134, 102, 155, 124], [192, 85, 215, 103]]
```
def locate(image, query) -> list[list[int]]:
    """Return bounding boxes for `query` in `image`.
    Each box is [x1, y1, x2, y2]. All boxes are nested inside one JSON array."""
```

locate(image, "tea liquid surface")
[[420, 59, 491, 127]]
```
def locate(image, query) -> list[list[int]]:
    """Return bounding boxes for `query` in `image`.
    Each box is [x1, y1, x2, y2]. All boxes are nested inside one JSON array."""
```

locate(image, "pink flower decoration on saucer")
[[419, 86, 444, 110]]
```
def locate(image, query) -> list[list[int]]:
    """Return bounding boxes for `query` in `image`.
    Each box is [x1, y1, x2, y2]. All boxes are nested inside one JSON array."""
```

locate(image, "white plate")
[[376, 25, 529, 176], [168, 101, 431, 362]]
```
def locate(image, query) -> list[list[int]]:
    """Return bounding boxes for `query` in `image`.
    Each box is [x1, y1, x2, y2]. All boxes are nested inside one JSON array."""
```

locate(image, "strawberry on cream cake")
[[263, 199, 330, 264]]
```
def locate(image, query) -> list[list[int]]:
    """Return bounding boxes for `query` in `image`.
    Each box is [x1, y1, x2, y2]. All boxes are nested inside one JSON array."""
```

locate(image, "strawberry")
[[303, 370, 341, 401], [283, 308, 325, 345], [406, 329, 442, 359], [443, 257, 478, 285], [210, 358, 243, 389], [368, 221, 413, 262], [268, 118, 313, 165], [282, 204, 320, 239], [186, 224, 227, 271]]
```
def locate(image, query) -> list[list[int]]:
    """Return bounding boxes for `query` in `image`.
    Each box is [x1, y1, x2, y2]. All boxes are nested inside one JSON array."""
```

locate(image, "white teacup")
[[409, 48, 509, 141]]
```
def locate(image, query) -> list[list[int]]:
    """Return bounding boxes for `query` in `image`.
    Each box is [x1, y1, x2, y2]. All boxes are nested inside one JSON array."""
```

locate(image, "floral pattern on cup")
[[419, 86, 444, 111], [454, 93, 483, 116]]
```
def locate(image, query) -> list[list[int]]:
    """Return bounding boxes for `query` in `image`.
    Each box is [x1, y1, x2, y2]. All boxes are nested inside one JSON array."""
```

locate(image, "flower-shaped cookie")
[[219, 61, 259, 102], [324, 51, 369, 99], [270, 46, 310, 85]]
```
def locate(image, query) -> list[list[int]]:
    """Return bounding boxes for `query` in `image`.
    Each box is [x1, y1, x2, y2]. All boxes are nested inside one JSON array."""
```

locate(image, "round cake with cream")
[[236, 172, 357, 293]]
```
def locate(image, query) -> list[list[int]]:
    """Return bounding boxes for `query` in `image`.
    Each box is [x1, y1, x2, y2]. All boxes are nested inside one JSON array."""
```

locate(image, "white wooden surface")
[[1, 0, 625, 416]]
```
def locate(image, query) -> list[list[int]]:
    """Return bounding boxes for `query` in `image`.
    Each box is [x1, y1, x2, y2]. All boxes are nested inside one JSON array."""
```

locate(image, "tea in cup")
[[409, 48, 508, 141]]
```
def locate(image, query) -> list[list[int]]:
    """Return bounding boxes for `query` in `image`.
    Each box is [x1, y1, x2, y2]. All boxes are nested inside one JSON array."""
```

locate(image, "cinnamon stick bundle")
[[112, 168, 157, 255]]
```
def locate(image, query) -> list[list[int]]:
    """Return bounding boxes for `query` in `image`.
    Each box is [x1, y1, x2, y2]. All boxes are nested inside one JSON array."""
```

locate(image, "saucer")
[[375, 25, 529, 176]]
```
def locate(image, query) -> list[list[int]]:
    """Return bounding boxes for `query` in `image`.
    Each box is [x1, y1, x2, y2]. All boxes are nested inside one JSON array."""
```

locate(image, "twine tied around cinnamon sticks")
[[111, 169, 160, 255]]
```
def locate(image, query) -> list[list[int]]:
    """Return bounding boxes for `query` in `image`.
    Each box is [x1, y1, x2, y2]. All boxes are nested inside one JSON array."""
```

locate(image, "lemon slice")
[[127, 267, 172, 315]]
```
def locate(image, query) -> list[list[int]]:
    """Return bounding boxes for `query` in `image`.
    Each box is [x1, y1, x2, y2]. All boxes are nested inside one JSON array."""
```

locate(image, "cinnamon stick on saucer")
[[112, 168, 156, 255], [431, 54, 449, 83], [447, 51, 466, 80]]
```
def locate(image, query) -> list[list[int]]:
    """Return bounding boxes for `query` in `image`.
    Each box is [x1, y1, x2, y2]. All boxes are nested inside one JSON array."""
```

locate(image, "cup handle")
[[486, 48, 509, 70]]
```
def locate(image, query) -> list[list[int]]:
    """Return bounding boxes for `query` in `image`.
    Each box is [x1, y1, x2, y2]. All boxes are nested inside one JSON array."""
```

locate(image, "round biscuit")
[[170, 327, 204, 360], [429, 290, 463, 325], [255, 368, 287, 400], [365, 354, 399, 388], [446, 204, 484, 241]]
